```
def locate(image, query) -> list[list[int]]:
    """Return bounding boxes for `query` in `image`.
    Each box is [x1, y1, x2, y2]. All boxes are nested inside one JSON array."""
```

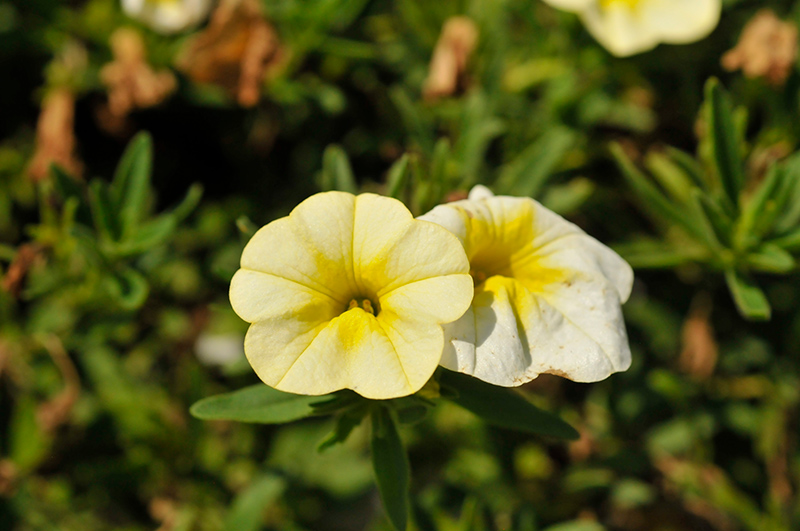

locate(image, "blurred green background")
[[2, 0, 800, 529]]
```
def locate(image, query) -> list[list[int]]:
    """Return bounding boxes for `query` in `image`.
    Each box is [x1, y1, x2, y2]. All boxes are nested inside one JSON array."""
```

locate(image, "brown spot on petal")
[[722, 9, 798, 86], [423, 16, 479, 101]]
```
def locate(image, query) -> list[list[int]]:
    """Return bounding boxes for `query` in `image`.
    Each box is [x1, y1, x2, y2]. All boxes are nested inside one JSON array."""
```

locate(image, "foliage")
[[2, 0, 800, 530]]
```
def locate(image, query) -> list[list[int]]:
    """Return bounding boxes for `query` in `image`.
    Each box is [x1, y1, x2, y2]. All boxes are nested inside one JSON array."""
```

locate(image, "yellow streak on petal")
[[273, 308, 433, 399]]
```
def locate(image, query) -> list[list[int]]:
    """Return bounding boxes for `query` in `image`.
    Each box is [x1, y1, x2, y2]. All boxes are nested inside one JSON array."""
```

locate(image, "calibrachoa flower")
[[542, 0, 721, 57], [230, 192, 473, 399], [121, 0, 213, 34], [419, 186, 633, 387]]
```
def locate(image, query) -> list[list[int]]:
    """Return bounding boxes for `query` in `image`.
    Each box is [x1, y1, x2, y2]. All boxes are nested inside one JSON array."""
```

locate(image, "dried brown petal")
[[678, 296, 717, 381], [27, 89, 82, 181], [423, 16, 479, 100], [177, 0, 284, 107], [722, 10, 798, 86], [100, 27, 177, 122]]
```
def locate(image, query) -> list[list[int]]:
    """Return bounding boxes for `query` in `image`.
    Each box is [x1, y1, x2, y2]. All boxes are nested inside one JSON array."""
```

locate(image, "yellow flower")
[[420, 186, 633, 386], [230, 192, 473, 399], [542, 0, 721, 57], [122, 0, 213, 34]]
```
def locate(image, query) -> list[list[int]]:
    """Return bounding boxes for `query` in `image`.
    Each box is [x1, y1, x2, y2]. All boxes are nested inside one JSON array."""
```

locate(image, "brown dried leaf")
[[679, 296, 717, 381], [423, 16, 479, 101], [100, 27, 177, 123], [1, 244, 44, 298], [722, 9, 798, 86], [177, 0, 284, 107], [27, 89, 83, 182]]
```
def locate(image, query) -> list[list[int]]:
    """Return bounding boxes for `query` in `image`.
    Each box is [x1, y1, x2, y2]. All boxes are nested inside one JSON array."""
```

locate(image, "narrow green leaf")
[[371, 406, 410, 531], [191, 385, 331, 424], [664, 146, 708, 191], [773, 153, 800, 233], [51, 164, 84, 202], [113, 183, 203, 256], [318, 406, 368, 452], [611, 143, 707, 243], [645, 151, 696, 203], [322, 145, 358, 193], [430, 138, 451, 190], [705, 79, 745, 208], [111, 132, 154, 236], [438, 369, 579, 439], [724, 270, 771, 320], [737, 164, 783, 248], [614, 240, 707, 269], [89, 180, 120, 242], [223, 474, 286, 531], [386, 154, 410, 199], [107, 267, 149, 310], [496, 128, 574, 197], [769, 227, 800, 251], [745, 244, 795, 273], [688, 190, 727, 251]]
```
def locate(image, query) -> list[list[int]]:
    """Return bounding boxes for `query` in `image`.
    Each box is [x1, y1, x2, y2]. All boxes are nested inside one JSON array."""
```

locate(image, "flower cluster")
[[230, 188, 633, 399]]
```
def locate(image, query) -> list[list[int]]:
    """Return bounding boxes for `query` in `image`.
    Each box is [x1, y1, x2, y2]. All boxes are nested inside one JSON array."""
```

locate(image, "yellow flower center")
[[460, 201, 565, 293], [347, 297, 379, 315], [598, 0, 641, 10]]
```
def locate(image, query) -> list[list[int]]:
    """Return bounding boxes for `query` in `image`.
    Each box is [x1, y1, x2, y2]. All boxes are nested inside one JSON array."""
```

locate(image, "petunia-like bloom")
[[121, 0, 213, 34], [229, 192, 473, 399], [419, 186, 633, 387], [541, 0, 721, 57]]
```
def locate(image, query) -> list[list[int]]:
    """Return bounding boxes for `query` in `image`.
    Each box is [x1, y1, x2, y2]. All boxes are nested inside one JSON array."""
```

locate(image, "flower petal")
[[240, 192, 357, 304], [230, 269, 339, 323], [354, 194, 470, 296], [379, 274, 473, 324], [266, 309, 443, 399], [441, 275, 630, 386]]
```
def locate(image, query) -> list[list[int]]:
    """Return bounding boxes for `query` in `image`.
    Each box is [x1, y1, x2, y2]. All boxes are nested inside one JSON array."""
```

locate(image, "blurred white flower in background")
[[195, 333, 245, 367], [122, 0, 213, 34], [542, 0, 721, 57]]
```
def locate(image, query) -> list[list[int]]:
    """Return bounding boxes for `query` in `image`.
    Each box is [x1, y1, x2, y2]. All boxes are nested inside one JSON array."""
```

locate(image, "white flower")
[[420, 186, 633, 386], [542, 0, 721, 57], [122, 0, 213, 34]]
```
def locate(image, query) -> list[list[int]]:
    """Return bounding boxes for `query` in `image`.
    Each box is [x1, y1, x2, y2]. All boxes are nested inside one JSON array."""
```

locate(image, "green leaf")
[[321, 144, 358, 193], [110, 132, 154, 236], [745, 244, 795, 274], [371, 405, 410, 531], [664, 146, 708, 191], [737, 164, 783, 248], [724, 269, 771, 320], [386, 154, 410, 199], [112, 184, 203, 256], [318, 405, 368, 452], [190, 384, 331, 424], [223, 474, 286, 531], [107, 267, 149, 310], [614, 240, 707, 269], [89, 180, 120, 242], [496, 128, 574, 197], [438, 369, 579, 439], [611, 143, 707, 243], [645, 150, 696, 203], [705, 79, 745, 209]]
